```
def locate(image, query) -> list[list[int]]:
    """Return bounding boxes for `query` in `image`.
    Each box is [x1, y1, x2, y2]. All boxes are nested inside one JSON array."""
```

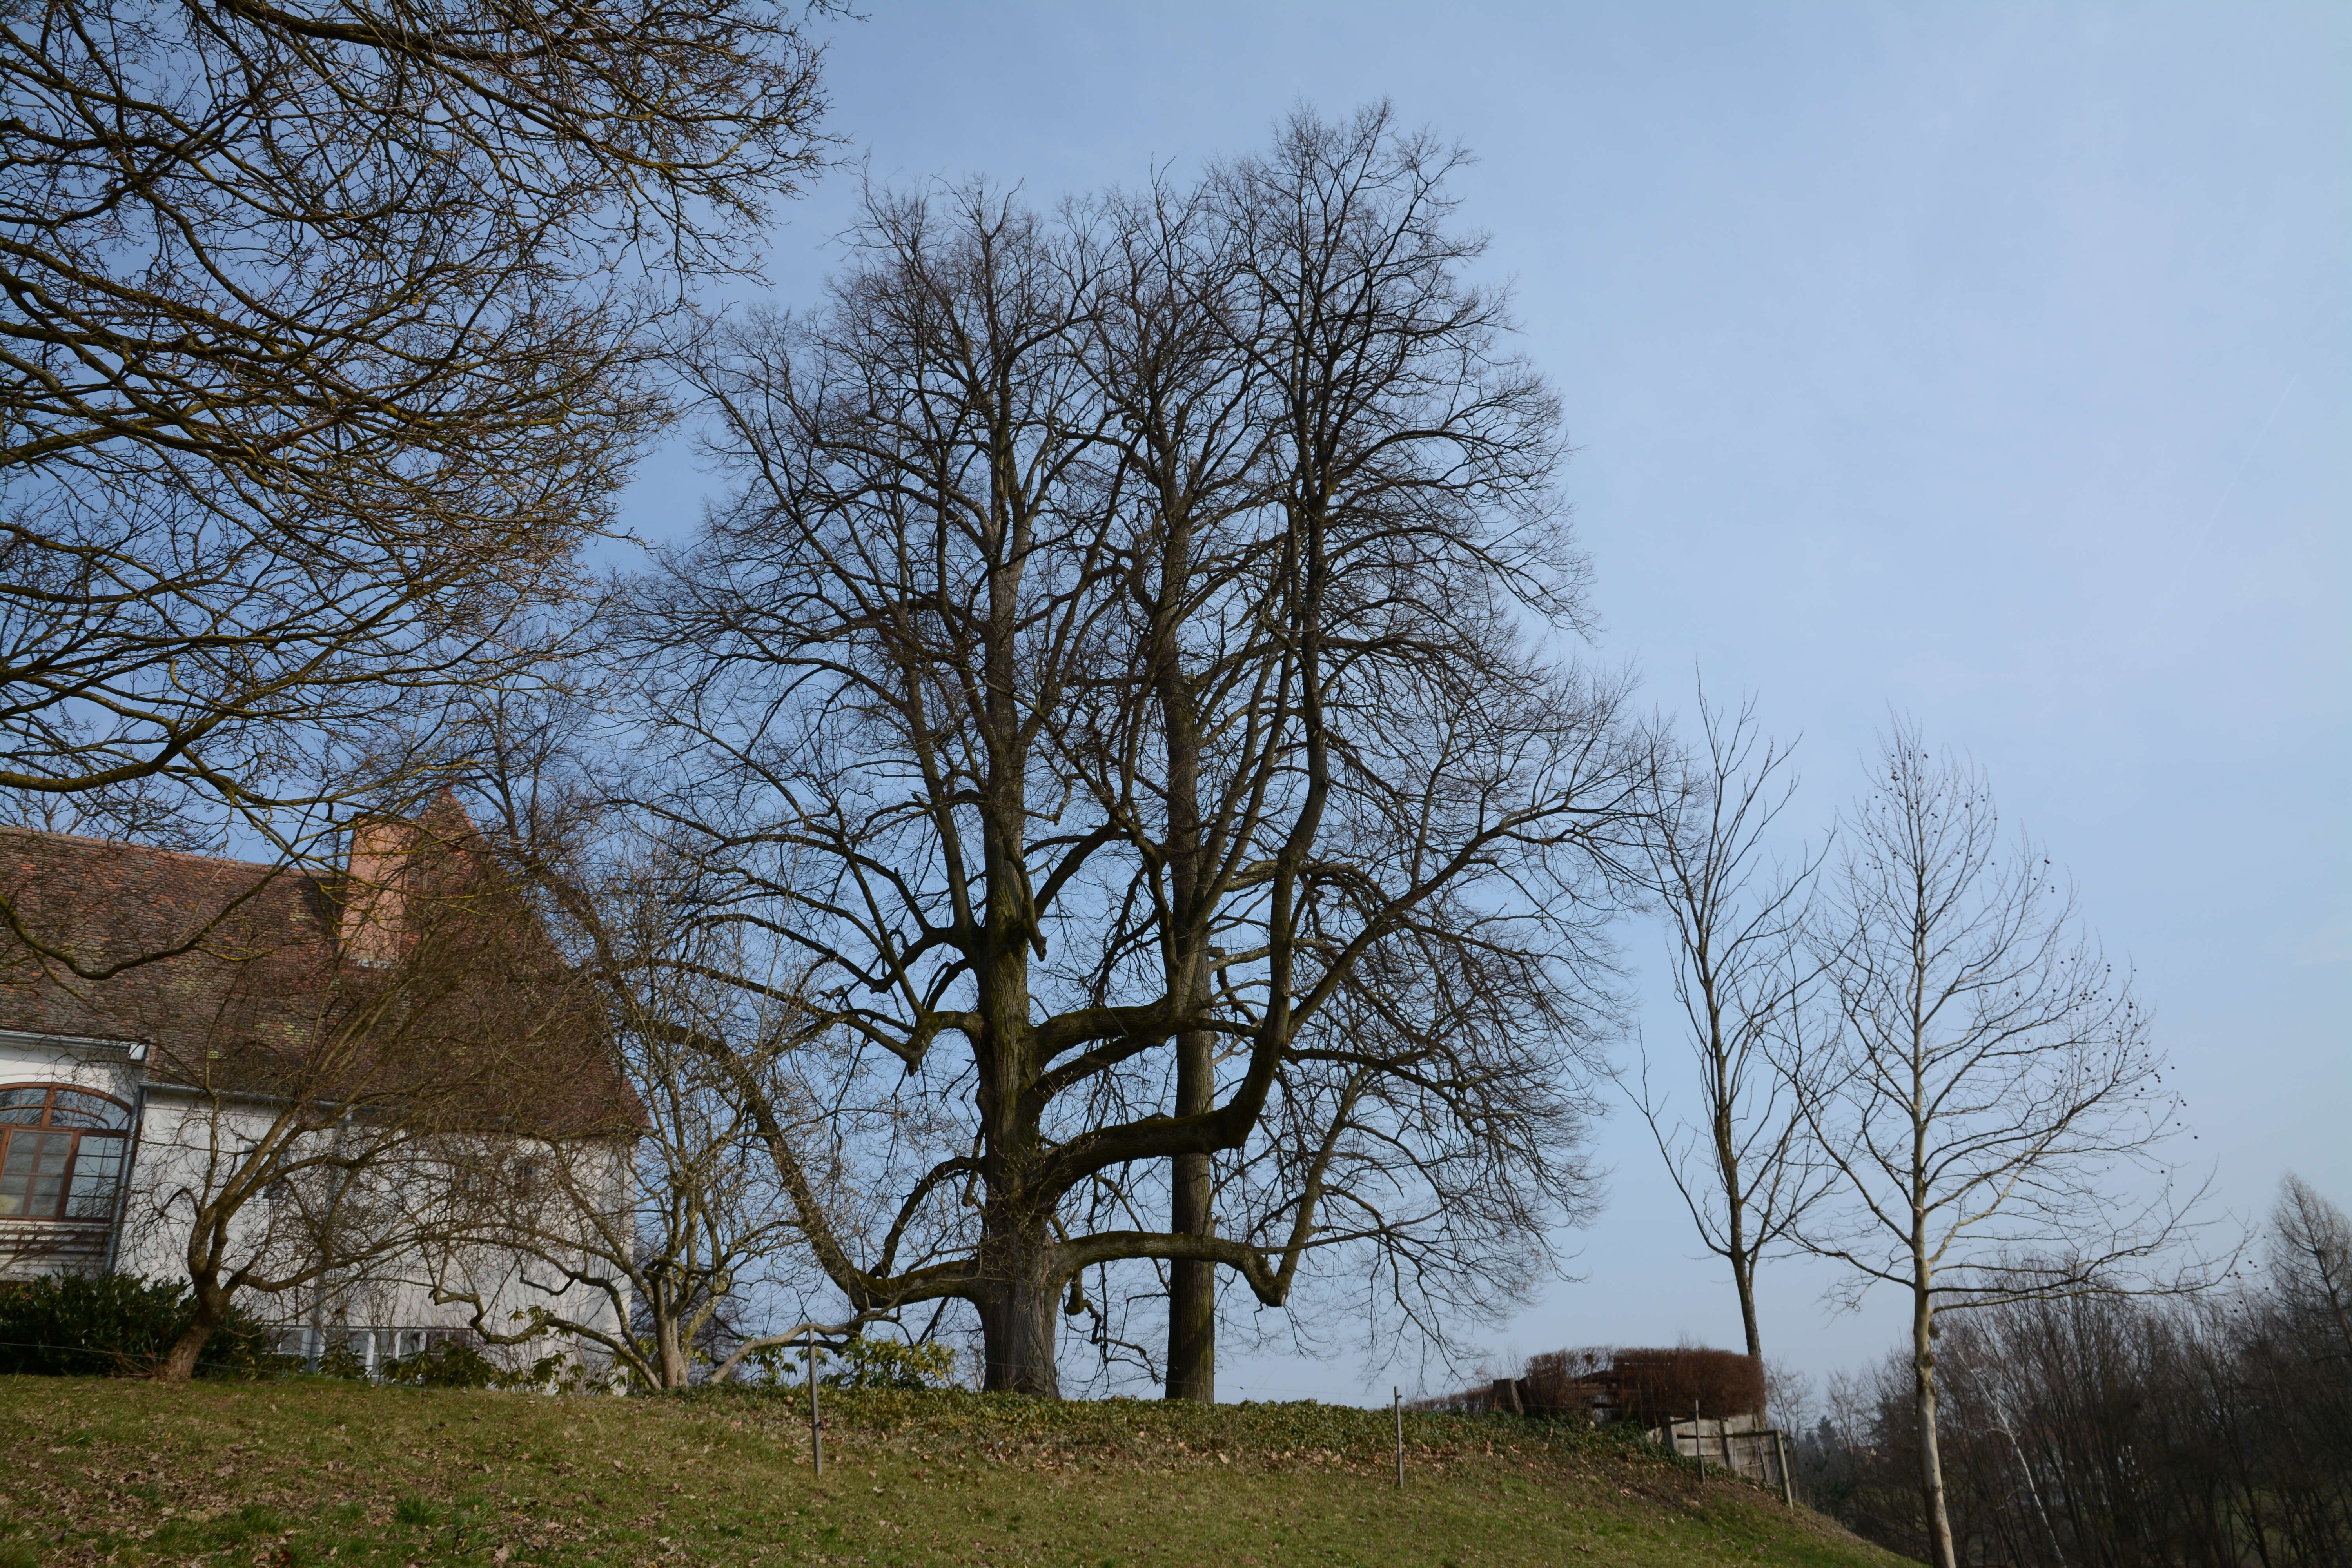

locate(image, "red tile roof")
[[0, 802, 637, 1135]]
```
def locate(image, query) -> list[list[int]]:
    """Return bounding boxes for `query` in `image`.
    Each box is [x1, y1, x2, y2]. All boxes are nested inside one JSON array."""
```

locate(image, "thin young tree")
[[0, 0, 834, 969], [628, 107, 1646, 1396], [1786, 721, 2196, 1568], [1632, 687, 1825, 1362]]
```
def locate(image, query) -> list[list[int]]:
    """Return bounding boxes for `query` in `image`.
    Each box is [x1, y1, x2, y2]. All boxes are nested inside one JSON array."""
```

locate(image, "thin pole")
[[1775, 1428, 1794, 1507], [808, 1325, 823, 1478], [1393, 1387, 1404, 1488], [1693, 1401, 1704, 1481]]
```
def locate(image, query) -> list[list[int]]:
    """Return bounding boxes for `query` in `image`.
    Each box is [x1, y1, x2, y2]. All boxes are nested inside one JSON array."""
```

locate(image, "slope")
[[3, 1377, 1911, 1567]]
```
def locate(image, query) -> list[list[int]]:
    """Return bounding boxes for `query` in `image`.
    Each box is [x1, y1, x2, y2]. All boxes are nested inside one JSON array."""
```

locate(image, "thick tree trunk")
[[978, 1216, 1061, 1396], [1155, 501, 1217, 1403], [157, 1283, 230, 1382], [1913, 1293, 1959, 1568], [1166, 1029, 1216, 1400]]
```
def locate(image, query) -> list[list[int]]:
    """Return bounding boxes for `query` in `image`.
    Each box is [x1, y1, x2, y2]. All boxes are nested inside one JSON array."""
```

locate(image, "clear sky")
[[622, 1, 2350, 1403]]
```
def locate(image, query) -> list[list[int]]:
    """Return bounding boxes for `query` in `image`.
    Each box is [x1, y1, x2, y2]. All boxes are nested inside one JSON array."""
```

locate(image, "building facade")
[[0, 804, 636, 1376]]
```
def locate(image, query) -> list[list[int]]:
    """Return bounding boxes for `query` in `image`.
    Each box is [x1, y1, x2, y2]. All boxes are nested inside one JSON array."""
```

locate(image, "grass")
[[2, 1375, 1912, 1567]]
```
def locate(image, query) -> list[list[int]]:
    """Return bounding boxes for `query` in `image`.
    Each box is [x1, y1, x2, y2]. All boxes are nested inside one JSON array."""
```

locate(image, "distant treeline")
[[1791, 1178, 2352, 1568]]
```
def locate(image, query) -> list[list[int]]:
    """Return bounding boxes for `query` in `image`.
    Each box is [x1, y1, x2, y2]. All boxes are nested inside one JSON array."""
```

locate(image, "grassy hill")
[[2, 1376, 1910, 1568]]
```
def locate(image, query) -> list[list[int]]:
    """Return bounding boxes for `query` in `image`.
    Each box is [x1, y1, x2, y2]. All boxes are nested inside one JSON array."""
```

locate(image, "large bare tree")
[[624, 107, 1648, 1396], [1786, 722, 2200, 1568], [1631, 686, 1824, 1361], [0, 0, 834, 970]]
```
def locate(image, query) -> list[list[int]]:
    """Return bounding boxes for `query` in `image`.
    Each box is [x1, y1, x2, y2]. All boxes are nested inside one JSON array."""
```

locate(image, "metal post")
[[808, 1325, 823, 1478], [1693, 1402, 1704, 1481], [1774, 1428, 1794, 1507], [1394, 1387, 1404, 1488]]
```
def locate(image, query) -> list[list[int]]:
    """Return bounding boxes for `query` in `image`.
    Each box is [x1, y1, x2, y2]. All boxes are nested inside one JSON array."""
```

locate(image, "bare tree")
[[1784, 720, 2200, 1568], [624, 106, 1648, 1396], [0, 0, 835, 970], [2271, 1172, 2352, 1360], [1631, 686, 1824, 1361], [422, 797, 820, 1392]]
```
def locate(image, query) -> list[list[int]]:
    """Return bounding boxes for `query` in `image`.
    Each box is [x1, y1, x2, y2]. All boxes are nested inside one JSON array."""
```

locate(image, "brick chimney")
[[339, 793, 483, 966], [339, 817, 421, 967]]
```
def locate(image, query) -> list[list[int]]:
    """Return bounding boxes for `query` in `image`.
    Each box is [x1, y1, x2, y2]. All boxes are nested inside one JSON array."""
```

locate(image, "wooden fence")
[[1653, 1414, 1795, 1504]]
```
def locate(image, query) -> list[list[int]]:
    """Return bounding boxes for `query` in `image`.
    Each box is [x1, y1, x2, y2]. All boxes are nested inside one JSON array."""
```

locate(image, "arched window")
[[0, 1085, 132, 1222]]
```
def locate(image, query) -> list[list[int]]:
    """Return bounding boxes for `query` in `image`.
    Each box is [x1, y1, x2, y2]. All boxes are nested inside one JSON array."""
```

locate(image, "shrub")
[[731, 1333, 958, 1391], [379, 1337, 507, 1389], [314, 1343, 372, 1381], [0, 1273, 281, 1377], [378, 1336, 596, 1393], [1610, 1347, 1766, 1425], [826, 1334, 958, 1390]]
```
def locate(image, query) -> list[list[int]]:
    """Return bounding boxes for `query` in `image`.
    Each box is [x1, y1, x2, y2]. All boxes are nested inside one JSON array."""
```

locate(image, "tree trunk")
[[1723, 1161, 1762, 1362], [1913, 1294, 1959, 1568], [656, 1296, 691, 1390], [1733, 1250, 1763, 1363], [157, 1283, 230, 1382], [978, 1215, 1061, 1396], [1166, 1027, 1216, 1400], [1154, 495, 1216, 1404]]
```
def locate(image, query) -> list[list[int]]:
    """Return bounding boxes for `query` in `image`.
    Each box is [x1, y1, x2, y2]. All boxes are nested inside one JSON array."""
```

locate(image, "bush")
[[378, 1337, 508, 1389], [378, 1335, 599, 1393], [1609, 1347, 1766, 1425], [0, 1273, 281, 1378], [732, 1332, 958, 1391], [1420, 1344, 1764, 1426], [832, 1334, 956, 1390]]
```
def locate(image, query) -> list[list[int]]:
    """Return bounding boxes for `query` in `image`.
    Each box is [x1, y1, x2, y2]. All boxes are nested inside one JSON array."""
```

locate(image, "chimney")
[[340, 817, 421, 967], [339, 793, 483, 966]]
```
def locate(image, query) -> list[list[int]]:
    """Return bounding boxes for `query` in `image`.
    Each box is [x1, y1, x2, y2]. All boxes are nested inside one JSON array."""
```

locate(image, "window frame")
[[0, 1083, 134, 1224]]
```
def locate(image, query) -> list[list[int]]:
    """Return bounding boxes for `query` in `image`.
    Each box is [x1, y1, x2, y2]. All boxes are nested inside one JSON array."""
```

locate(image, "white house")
[[0, 803, 637, 1377]]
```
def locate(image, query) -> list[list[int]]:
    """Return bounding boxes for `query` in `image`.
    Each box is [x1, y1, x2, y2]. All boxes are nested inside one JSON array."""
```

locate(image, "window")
[[0, 1084, 131, 1222]]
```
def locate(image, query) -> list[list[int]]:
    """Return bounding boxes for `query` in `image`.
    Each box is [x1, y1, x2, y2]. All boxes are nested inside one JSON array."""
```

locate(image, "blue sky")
[[623, 1, 2350, 1401]]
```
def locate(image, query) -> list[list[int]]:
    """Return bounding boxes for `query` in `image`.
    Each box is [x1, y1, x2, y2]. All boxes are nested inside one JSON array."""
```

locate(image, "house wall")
[[3, 1031, 631, 1377]]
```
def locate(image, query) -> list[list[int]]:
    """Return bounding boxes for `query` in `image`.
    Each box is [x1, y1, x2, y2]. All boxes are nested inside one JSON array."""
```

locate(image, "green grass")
[[2, 1375, 1911, 1566]]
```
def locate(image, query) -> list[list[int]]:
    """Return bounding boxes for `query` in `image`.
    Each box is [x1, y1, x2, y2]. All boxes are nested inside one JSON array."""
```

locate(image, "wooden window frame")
[[0, 1083, 133, 1224]]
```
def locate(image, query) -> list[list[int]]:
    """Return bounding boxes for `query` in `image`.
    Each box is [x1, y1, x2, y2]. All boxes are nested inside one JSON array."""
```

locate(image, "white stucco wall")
[[2, 1030, 631, 1377]]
